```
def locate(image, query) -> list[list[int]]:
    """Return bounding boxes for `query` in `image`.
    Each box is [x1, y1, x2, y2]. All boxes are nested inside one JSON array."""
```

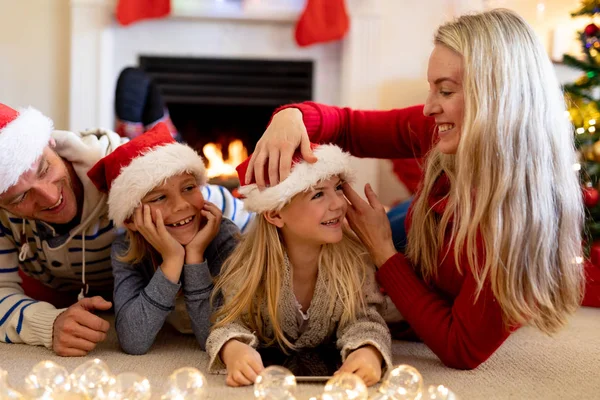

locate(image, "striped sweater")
[[0, 129, 253, 349]]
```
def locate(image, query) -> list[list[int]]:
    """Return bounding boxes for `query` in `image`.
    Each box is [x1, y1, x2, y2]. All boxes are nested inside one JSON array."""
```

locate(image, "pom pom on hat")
[[235, 143, 354, 213], [87, 122, 206, 227]]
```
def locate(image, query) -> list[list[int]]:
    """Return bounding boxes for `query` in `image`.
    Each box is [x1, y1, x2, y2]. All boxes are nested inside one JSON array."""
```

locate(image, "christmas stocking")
[[116, 0, 171, 26], [294, 0, 350, 47]]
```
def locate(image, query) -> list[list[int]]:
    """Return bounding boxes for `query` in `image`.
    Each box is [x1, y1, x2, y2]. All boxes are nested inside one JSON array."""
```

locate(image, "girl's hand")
[[131, 205, 185, 261], [343, 183, 397, 268], [245, 107, 317, 189], [184, 202, 223, 264], [221, 340, 265, 387], [336, 345, 383, 387]]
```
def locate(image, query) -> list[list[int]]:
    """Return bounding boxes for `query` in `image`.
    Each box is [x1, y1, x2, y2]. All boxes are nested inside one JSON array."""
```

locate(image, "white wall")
[[0, 0, 70, 128]]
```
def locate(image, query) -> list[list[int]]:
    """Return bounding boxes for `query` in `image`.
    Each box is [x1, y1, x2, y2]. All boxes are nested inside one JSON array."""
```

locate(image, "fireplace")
[[69, 0, 384, 194], [139, 55, 313, 184]]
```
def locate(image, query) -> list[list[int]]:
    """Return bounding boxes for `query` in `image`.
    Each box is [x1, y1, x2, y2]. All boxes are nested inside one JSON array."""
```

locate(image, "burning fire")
[[202, 139, 248, 179]]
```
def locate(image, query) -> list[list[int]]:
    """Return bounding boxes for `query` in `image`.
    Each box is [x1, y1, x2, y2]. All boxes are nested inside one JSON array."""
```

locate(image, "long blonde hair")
[[407, 9, 584, 333], [211, 215, 369, 350]]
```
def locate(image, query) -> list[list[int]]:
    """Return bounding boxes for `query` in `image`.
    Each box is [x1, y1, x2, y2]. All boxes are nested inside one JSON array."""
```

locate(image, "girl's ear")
[[124, 217, 137, 232], [264, 210, 284, 228]]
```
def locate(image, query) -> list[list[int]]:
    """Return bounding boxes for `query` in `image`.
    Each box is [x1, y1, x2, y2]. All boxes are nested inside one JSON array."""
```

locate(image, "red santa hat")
[[235, 143, 354, 213], [0, 103, 54, 195], [87, 122, 206, 227]]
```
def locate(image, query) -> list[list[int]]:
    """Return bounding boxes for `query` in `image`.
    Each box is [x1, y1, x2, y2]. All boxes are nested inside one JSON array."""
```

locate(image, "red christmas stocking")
[[294, 0, 350, 47], [116, 0, 171, 26]]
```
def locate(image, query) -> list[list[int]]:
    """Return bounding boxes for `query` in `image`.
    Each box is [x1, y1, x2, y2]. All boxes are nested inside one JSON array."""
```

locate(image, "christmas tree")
[[563, 0, 600, 253]]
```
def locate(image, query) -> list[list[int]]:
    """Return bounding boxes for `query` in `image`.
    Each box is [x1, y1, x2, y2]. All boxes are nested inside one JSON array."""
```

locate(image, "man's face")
[[0, 147, 79, 224]]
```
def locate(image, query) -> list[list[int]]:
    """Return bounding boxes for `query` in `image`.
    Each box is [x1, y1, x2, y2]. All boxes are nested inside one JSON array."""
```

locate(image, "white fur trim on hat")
[[239, 144, 354, 213], [0, 107, 53, 194], [108, 142, 207, 227]]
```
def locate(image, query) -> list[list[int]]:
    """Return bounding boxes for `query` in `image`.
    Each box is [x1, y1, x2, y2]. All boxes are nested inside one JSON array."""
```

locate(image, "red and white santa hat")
[[0, 103, 54, 195], [235, 143, 354, 213], [87, 122, 207, 227]]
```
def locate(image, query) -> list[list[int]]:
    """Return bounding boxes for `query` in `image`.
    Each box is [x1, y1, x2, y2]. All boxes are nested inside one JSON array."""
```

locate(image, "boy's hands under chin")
[[221, 340, 265, 387], [131, 205, 185, 283], [184, 202, 223, 264], [336, 345, 383, 387]]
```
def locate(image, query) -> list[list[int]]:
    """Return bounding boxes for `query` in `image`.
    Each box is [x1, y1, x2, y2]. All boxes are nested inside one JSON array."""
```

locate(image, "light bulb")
[[254, 366, 297, 400], [161, 367, 207, 400], [322, 373, 368, 400]]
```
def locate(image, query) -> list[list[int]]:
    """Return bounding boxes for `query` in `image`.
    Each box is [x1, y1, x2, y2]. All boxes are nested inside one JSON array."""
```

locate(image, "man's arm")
[[0, 233, 64, 347], [202, 185, 253, 233]]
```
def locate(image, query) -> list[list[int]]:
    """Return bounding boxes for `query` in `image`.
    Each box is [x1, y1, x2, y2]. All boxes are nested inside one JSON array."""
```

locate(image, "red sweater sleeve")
[[376, 253, 511, 370], [276, 102, 437, 159]]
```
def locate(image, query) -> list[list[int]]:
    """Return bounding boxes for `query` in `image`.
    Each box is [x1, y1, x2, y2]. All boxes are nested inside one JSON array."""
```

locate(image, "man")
[[0, 103, 251, 356]]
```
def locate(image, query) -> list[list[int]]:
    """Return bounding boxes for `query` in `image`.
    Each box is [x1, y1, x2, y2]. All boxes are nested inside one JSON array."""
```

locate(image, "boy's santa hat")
[[235, 143, 354, 213], [0, 103, 54, 195], [87, 122, 206, 227]]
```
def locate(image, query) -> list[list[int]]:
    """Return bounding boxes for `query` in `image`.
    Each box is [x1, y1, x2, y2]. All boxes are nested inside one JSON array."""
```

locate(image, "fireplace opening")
[[139, 56, 314, 186]]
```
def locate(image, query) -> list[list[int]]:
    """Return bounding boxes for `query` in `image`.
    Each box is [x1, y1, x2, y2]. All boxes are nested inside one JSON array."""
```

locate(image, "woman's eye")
[[311, 192, 324, 200], [149, 195, 165, 203], [335, 184, 343, 191]]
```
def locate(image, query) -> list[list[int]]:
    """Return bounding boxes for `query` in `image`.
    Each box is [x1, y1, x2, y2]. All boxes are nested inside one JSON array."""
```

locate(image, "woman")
[[243, 9, 585, 369]]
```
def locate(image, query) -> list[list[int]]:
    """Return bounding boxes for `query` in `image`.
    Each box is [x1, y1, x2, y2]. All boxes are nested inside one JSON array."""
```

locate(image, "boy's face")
[[140, 173, 205, 246], [0, 147, 80, 225], [277, 175, 347, 246]]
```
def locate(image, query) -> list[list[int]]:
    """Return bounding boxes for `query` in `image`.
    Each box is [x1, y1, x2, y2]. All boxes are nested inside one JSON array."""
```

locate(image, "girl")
[[244, 9, 585, 369], [88, 123, 239, 354], [206, 144, 392, 387]]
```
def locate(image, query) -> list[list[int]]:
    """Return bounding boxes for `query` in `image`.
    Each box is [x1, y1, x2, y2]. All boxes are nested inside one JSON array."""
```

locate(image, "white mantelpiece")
[[69, 0, 384, 192]]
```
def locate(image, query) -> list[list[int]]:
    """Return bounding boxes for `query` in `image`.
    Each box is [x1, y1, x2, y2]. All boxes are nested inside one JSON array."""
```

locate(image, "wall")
[[0, 0, 70, 128]]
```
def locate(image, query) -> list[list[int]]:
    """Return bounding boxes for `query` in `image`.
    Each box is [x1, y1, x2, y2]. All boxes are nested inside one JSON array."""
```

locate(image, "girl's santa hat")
[[235, 143, 354, 213], [0, 103, 54, 194], [87, 122, 207, 227]]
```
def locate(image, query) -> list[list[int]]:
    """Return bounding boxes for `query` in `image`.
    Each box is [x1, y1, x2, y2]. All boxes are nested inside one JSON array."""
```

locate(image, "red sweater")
[[279, 102, 514, 369]]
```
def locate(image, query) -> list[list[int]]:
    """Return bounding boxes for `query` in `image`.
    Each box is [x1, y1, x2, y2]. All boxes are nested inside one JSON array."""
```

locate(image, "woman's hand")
[[128, 205, 185, 282], [184, 202, 223, 264], [336, 345, 383, 387], [221, 340, 265, 387], [343, 183, 397, 268], [245, 107, 317, 189]]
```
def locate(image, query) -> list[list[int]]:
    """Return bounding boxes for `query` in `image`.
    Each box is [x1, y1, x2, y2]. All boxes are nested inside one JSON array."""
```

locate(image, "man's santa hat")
[[87, 122, 206, 227], [0, 103, 54, 195], [235, 143, 354, 213]]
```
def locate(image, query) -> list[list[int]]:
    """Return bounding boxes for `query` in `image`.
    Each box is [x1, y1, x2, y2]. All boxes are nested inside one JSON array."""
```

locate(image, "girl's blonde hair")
[[407, 9, 584, 334], [211, 215, 369, 350]]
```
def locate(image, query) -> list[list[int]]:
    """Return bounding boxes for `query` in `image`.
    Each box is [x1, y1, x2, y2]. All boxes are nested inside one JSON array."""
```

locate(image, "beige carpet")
[[1, 307, 598, 400]]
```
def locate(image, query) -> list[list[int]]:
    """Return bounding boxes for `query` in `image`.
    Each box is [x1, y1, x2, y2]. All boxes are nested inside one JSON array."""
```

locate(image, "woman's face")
[[423, 44, 465, 155]]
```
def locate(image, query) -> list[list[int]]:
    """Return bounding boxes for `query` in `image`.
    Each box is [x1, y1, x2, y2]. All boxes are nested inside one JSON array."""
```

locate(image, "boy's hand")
[[130, 205, 185, 261], [127, 205, 185, 283], [185, 202, 222, 264], [336, 345, 383, 387], [221, 340, 264, 387]]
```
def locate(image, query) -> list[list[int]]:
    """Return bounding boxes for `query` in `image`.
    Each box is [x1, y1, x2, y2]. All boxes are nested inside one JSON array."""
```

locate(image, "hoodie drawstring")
[[77, 228, 88, 301], [18, 219, 31, 262]]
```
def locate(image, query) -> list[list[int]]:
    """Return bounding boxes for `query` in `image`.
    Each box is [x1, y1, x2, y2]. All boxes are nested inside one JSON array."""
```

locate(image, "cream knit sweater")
[[206, 256, 393, 372]]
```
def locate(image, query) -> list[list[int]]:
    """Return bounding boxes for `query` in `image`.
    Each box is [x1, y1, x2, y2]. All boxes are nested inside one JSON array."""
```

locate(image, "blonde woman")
[[207, 144, 392, 387], [243, 9, 585, 369]]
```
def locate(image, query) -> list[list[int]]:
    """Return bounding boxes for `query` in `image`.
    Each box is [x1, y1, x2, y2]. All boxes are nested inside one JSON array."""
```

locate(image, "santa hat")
[[0, 103, 54, 195], [235, 143, 354, 213], [87, 122, 206, 227]]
